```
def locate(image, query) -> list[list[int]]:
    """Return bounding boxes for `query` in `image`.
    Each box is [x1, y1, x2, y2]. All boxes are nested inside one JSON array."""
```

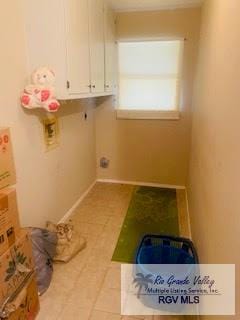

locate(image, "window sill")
[[116, 109, 180, 120]]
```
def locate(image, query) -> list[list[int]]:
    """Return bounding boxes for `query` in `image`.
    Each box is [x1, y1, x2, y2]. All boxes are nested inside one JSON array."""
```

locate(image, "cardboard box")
[[0, 188, 21, 255], [0, 230, 34, 307], [0, 128, 16, 190], [7, 274, 40, 320]]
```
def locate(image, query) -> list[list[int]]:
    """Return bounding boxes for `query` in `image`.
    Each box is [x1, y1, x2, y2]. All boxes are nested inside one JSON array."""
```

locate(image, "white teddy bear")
[[21, 67, 60, 112]]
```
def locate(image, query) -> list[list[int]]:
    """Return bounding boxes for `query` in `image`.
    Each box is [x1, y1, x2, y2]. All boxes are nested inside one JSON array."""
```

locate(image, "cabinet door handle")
[[105, 85, 109, 88], [87, 84, 91, 88], [92, 85, 96, 89]]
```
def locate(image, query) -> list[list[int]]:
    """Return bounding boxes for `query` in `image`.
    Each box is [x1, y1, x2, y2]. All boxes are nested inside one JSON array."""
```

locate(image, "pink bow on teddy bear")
[[21, 67, 60, 112]]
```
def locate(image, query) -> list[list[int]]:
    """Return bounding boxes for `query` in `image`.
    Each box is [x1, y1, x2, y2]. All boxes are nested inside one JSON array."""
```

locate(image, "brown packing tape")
[[0, 128, 16, 190], [0, 193, 9, 229]]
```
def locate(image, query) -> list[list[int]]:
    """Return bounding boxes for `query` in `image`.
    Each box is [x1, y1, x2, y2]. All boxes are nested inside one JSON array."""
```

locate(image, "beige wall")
[[188, 0, 240, 318], [0, 1, 96, 227], [95, 8, 201, 186]]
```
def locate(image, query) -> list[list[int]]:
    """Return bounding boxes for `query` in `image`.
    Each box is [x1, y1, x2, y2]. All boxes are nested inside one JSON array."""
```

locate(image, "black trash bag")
[[30, 228, 57, 295]]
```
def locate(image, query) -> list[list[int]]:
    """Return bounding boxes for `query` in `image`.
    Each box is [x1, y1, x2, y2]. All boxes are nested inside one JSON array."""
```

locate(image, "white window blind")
[[117, 40, 184, 119]]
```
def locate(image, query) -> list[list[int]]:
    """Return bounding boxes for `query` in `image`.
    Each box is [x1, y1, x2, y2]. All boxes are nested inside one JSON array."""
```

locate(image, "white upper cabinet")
[[24, 0, 116, 100], [24, 0, 68, 98], [104, 4, 117, 93], [89, 0, 105, 93], [65, 0, 91, 95]]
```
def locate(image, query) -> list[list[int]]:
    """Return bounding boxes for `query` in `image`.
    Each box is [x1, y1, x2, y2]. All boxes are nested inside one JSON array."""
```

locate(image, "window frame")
[[116, 37, 185, 120]]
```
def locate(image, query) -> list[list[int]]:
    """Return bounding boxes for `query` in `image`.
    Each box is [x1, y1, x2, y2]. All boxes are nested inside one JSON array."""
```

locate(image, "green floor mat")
[[112, 186, 179, 263]]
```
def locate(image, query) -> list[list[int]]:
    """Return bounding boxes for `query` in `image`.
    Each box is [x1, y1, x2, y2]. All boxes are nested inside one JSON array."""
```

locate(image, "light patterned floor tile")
[[37, 183, 188, 320], [72, 210, 110, 225], [37, 298, 64, 320], [69, 221, 105, 237], [58, 305, 91, 320], [90, 310, 121, 320], [94, 288, 121, 314], [109, 261, 121, 270], [102, 267, 121, 290], [104, 216, 125, 231], [65, 266, 107, 309]]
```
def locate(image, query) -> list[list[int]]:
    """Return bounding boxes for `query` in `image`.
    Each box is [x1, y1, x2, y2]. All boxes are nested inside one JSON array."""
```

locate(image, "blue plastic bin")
[[136, 234, 199, 265], [134, 234, 199, 312]]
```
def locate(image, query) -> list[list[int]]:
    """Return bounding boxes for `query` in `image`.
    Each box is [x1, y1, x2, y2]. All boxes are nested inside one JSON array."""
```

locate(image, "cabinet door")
[[65, 0, 91, 94], [89, 0, 105, 93], [104, 5, 117, 92]]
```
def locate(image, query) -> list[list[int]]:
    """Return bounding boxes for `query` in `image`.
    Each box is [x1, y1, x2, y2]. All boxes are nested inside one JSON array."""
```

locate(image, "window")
[[117, 39, 184, 119]]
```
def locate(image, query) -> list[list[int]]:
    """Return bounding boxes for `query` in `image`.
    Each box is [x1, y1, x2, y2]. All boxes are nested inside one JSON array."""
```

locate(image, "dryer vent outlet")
[[100, 157, 109, 168]]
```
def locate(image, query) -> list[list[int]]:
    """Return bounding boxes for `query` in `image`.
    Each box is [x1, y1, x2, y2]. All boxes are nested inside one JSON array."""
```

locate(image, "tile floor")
[[37, 183, 191, 320]]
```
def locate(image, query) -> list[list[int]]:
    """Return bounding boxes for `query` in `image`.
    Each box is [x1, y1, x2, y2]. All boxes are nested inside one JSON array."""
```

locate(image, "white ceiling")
[[108, 0, 203, 12]]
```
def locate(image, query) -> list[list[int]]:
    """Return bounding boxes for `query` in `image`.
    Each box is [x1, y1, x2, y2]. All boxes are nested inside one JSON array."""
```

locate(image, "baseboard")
[[97, 178, 185, 190], [59, 179, 191, 239], [59, 180, 97, 223]]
